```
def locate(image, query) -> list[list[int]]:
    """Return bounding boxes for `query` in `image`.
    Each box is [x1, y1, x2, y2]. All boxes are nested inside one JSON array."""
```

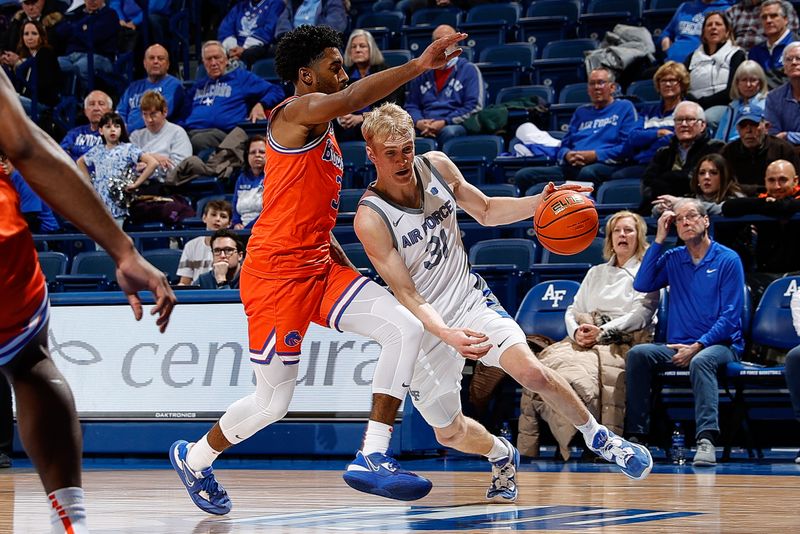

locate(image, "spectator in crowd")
[[77, 111, 159, 223], [335, 29, 404, 142], [146, 1, 178, 54], [195, 229, 243, 289], [405, 24, 484, 145], [54, 0, 119, 87], [59, 89, 112, 160], [722, 159, 800, 274], [640, 101, 724, 213], [218, 0, 285, 67], [515, 67, 638, 193], [519, 211, 658, 461], [177, 199, 232, 285], [661, 0, 736, 64], [108, 0, 144, 54], [7, 20, 61, 115], [627, 197, 745, 466], [274, 0, 348, 40], [727, 0, 799, 51], [0, 0, 64, 66], [765, 41, 800, 144], [652, 153, 743, 216], [3, 154, 59, 233], [715, 60, 768, 141], [117, 44, 184, 133], [721, 108, 800, 194], [231, 134, 265, 229], [182, 40, 284, 153], [130, 91, 192, 183], [788, 289, 800, 464], [614, 61, 688, 180], [684, 11, 744, 131], [749, 0, 798, 89]]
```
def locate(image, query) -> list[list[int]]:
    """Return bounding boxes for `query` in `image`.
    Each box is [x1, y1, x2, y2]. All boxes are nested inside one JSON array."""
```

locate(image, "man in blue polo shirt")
[[513, 67, 638, 194], [625, 197, 745, 467]]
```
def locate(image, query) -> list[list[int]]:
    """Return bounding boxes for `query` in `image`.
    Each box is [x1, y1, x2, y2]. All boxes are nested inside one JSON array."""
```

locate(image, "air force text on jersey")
[[401, 199, 454, 248]]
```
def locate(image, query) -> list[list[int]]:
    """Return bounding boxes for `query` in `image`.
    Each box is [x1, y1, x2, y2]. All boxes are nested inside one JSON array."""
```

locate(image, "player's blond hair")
[[361, 103, 415, 146]]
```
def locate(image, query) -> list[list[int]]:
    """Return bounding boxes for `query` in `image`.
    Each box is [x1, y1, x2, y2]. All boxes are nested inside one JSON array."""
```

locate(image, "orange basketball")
[[534, 190, 599, 255]]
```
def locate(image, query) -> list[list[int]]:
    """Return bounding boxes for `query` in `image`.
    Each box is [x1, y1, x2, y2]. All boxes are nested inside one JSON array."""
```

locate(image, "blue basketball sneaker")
[[589, 426, 653, 480], [343, 450, 432, 501], [170, 440, 231, 515], [486, 437, 520, 502]]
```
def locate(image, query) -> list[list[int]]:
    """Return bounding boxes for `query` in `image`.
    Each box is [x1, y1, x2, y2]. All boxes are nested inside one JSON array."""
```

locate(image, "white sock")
[[361, 421, 393, 455], [186, 435, 222, 472], [486, 435, 509, 462], [575, 414, 602, 448], [48, 487, 88, 534]]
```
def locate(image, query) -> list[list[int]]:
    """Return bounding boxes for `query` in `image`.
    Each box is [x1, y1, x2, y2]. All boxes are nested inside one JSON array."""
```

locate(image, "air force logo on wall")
[[284, 331, 302, 347]]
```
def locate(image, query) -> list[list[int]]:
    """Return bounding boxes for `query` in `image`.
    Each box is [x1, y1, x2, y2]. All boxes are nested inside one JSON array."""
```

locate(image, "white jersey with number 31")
[[359, 155, 495, 325]]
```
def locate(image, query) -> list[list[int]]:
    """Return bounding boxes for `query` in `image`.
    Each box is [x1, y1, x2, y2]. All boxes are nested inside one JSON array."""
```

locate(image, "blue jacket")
[[196, 269, 241, 289], [9, 171, 59, 233], [765, 82, 800, 144], [218, 0, 285, 47], [749, 30, 798, 90], [662, 0, 735, 63], [622, 100, 677, 164], [714, 94, 766, 142], [117, 75, 185, 132], [634, 241, 744, 355], [183, 68, 284, 131], [60, 125, 103, 160], [557, 99, 638, 164], [109, 0, 142, 25], [231, 168, 264, 227], [275, 0, 348, 37], [56, 4, 119, 58], [405, 58, 485, 125]]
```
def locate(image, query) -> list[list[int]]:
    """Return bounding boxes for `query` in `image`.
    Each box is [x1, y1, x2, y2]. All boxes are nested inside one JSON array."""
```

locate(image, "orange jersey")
[[0, 172, 46, 345], [243, 97, 345, 279]]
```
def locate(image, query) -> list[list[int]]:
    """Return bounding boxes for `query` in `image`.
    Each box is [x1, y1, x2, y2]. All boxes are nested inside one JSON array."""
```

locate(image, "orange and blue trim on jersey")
[[250, 327, 276, 365], [0, 288, 49, 366], [326, 276, 371, 333], [267, 123, 333, 155]]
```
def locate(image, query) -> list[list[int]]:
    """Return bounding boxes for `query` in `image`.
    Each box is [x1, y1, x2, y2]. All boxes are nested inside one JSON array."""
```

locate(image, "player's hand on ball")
[[443, 328, 491, 360], [543, 181, 593, 200]]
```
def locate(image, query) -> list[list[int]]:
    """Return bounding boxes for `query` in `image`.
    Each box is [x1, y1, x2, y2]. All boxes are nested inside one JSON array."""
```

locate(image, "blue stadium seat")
[[441, 135, 504, 184], [515, 279, 581, 341], [519, 0, 580, 51], [143, 249, 184, 284], [415, 137, 437, 154], [251, 58, 278, 82], [381, 49, 412, 68], [339, 141, 372, 188], [56, 250, 117, 291], [337, 188, 366, 214], [410, 7, 461, 27], [469, 238, 538, 314], [550, 82, 590, 131], [340, 242, 378, 280], [595, 178, 642, 213], [533, 39, 598, 96], [495, 84, 554, 106], [355, 11, 406, 48], [478, 183, 519, 197], [532, 235, 605, 283], [458, 3, 522, 59], [38, 251, 68, 287], [579, 0, 643, 40], [476, 43, 536, 102], [627, 79, 660, 104], [643, 0, 684, 38]]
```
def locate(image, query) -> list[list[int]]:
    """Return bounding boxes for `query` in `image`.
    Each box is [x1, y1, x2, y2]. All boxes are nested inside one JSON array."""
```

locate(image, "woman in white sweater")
[[519, 211, 659, 459]]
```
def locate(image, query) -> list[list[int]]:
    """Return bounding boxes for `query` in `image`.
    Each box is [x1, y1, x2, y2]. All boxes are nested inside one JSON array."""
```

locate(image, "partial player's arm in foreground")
[[0, 70, 176, 331], [354, 207, 490, 359], [422, 152, 592, 225]]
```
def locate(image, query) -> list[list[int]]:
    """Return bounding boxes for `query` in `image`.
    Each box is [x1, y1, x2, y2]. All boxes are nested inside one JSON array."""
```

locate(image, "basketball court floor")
[[2, 453, 799, 533]]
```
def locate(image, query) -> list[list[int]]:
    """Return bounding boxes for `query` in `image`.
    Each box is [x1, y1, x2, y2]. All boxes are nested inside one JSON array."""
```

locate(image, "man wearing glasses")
[[765, 41, 800, 144], [625, 197, 745, 467], [196, 229, 244, 289], [640, 101, 723, 213]]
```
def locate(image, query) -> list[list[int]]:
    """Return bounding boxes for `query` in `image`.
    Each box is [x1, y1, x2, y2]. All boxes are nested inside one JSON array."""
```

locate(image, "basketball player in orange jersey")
[[0, 71, 175, 533], [353, 103, 654, 501], [169, 25, 468, 512]]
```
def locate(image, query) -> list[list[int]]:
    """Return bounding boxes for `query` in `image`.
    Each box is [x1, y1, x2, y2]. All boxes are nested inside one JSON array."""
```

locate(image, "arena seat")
[[515, 279, 581, 341]]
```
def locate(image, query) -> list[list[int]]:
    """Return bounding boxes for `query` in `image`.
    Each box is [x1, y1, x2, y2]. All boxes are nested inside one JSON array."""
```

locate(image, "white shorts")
[[408, 300, 527, 428]]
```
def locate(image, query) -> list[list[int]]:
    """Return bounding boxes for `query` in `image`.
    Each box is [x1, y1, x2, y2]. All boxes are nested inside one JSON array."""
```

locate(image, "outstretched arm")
[[354, 205, 490, 359], [426, 152, 592, 226], [0, 69, 176, 331]]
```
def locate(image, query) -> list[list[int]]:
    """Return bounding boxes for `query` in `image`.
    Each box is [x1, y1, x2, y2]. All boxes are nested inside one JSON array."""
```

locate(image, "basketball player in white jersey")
[[352, 103, 653, 501]]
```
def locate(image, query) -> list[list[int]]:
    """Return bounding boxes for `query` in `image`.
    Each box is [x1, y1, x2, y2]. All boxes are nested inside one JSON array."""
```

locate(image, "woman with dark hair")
[[335, 29, 405, 141], [652, 153, 743, 216], [232, 134, 266, 229], [77, 112, 159, 223], [684, 11, 746, 131], [9, 20, 60, 113]]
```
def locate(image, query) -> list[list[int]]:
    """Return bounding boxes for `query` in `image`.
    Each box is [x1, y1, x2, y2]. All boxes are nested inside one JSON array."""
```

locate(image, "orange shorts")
[[240, 262, 368, 365]]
